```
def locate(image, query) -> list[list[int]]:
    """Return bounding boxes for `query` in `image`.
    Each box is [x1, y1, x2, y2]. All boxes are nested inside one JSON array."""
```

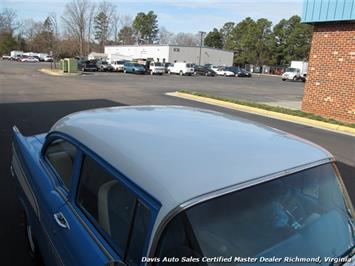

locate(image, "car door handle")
[[54, 212, 70, 229]]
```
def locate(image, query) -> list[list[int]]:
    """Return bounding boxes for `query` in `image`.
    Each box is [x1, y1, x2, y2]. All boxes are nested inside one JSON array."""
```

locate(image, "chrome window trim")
[[65, 200, 115, 261], [148, 157, 333, 258]]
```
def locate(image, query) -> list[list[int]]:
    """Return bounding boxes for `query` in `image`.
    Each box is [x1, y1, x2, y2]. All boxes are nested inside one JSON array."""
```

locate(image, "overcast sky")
[[1, 0, 303, 33]]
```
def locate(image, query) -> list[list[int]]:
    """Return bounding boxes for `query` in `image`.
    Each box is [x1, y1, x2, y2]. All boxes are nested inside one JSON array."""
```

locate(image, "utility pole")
[[198, 31, 206, 66]]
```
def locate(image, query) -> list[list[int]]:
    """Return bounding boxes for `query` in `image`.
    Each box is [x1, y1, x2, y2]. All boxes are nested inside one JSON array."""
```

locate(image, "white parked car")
[[149, 62, 165, 75], [21, 57, 39, 63], [210, 65, 220, 72], [168, 62, 194, 76], [111, 60, 128, 72], [44, 56, 53, 62], [215, 66, 236, 77]]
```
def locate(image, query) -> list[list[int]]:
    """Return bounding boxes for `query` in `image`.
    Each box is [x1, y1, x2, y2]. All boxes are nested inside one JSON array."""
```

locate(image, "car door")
[[42, 136, 111, 266], [74, 154, 158, 266]]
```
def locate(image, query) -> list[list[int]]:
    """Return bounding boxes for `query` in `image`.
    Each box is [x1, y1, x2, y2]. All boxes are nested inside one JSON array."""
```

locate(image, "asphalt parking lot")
[[0, 61, 354, 265], [0, 61, 304, 109]]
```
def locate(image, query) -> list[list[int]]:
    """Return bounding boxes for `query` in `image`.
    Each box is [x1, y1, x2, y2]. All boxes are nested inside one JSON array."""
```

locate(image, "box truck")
[[282, 61, 308, 82]]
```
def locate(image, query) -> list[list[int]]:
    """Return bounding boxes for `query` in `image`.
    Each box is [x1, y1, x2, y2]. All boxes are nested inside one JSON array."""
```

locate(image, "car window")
[[76, 156, 151, 264], [126, 201, 151, 265], [155, 164, 353, 263], [44, 139, 77, 189]]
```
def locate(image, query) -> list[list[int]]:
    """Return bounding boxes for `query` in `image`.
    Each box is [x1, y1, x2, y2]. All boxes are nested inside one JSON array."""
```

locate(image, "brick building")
[[301, 0, 355, 123]]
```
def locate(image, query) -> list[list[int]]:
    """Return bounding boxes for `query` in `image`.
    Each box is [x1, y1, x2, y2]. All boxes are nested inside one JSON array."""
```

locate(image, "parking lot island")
[[168, 91, 355, 136]]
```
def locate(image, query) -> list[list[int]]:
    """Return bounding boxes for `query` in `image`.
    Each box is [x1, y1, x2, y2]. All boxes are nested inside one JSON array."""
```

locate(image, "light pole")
[[198, 31, 206, 66]]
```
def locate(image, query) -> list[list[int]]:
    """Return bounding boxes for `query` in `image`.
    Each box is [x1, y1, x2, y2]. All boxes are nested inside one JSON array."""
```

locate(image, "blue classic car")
[[123, 62, 146, 74], [12, 106, 354, 266]]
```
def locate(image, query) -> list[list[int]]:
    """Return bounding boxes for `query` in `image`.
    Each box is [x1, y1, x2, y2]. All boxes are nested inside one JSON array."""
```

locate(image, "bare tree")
[[62, 0, 92, 57], [172, 32, 199, 46], [111, 12, 120, 43], [0, 8, 19, 33], [87, 3, 96, 54], [18, 19, 42, 51], [120, 14, 133, 28], [158, 27, 174, 45]]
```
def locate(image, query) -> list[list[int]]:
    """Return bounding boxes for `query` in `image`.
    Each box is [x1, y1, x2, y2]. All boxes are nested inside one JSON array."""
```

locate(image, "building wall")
[[168, 46, 233, 66], [105, 45, 234, 66], [301, 22, 355, 123], [104, 46, 170, 62]]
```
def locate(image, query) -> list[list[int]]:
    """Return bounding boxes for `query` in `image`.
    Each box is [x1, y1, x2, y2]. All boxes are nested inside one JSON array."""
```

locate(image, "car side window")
[[77, 156, 151, 264], [44, 139, 77, 189]]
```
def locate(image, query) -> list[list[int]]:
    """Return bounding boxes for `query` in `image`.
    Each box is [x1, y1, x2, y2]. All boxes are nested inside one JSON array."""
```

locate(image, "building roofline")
[[104, 44, 234, 53]]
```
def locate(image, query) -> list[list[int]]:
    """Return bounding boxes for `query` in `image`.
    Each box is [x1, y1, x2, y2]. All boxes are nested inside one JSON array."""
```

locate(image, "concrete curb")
[[252, 73, 282, 78], [39, 68, 80, 76], [167, 92, 355, 137]]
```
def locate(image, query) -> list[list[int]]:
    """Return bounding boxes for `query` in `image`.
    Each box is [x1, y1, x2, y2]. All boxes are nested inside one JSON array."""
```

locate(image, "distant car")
[[96, 61, 114, 72], [80, 61, 98, 72], [239, 68, 252, 77], [215, 66, 235, 77], [193, 65, 216, 76], [225, 67, 252, 77], [111, 60, 128, 72], [123, 62, 146, 74], [209, 65, 220, 72], [2, 55, 11, 60], [163, 63, 171, 73], [12, 106, 355, 266], [168, 62, 194, 76], [21, 57, 39, 63], [44, 56, 53, 62]]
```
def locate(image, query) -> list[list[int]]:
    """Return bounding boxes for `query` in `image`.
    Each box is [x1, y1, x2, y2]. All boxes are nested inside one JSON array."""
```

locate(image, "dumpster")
[[65, 58, 78, 73], [62, 59, 68, 73], [59, 59, 64, 71]]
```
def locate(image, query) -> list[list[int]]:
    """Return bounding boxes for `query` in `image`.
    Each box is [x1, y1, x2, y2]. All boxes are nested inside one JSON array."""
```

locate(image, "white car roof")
[[50, 106, 331, 231]]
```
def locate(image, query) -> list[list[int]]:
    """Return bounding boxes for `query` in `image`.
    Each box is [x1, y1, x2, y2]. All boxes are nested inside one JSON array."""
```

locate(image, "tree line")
[[0, 0, 312, 66], [204, 16, 313, 66]]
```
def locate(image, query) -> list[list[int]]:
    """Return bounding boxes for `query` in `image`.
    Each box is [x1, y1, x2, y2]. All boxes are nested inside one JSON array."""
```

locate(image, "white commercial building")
[[104, 45, 234, 66], [88, 52, 108, 61]]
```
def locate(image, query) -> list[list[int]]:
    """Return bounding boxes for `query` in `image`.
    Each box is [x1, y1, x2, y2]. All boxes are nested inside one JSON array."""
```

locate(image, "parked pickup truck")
[[111, 60, 128, 72], [149, 62, 165, 75]]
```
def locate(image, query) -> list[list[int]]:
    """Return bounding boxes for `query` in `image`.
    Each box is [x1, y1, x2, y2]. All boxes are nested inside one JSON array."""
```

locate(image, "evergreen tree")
[[133, 11, 158, 44], [94, 11, 109, 49], [204, 28, 223, 49]]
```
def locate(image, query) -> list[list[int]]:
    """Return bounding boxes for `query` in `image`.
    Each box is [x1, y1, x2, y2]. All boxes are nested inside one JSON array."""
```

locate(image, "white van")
[[168, 62, 195, 76]]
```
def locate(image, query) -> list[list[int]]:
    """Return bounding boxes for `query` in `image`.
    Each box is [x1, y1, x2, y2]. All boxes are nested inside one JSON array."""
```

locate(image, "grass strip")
[[178, 90, 355, 129]]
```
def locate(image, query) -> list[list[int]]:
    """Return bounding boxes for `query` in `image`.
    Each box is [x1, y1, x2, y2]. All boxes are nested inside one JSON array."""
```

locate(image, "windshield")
[[156, 163, 354, 265], [154, 62, 162, 66], [286, 68, 299, 73]]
